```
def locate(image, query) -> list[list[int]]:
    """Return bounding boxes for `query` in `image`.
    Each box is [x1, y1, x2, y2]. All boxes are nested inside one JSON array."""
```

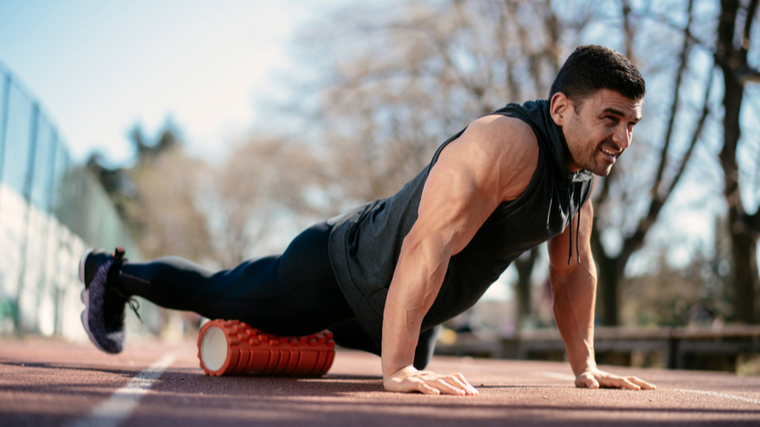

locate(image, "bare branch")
[[616, 0, 704, 267], [633, 7, 713, 53], [650, 0, 695, 202], [740, 0, 760, 64], [736, 67, 760, 84], [664, 67, 715, 197]]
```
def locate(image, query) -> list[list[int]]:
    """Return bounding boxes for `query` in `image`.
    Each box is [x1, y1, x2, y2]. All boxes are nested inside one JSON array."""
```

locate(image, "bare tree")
[[713, 0, 760, 323], [621, 214, 735, 327], [209, 138, 325, 266], [297, 0, 590, 201], [590, 0, 714, 325], [87, 124, 215, 264], [131, 143, 213, 263]]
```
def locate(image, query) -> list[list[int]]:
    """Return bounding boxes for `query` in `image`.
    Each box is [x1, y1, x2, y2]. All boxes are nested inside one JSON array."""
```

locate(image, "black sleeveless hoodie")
[[327, 99, 595, 345]]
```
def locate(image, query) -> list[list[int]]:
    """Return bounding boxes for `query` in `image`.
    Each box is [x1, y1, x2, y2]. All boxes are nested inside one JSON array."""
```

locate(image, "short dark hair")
[[549, 45, 645, 106]]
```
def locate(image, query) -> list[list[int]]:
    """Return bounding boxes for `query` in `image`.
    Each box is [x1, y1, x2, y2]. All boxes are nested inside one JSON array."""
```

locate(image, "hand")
[[384, 365, 479, 395], [575, 367, 656, 390]]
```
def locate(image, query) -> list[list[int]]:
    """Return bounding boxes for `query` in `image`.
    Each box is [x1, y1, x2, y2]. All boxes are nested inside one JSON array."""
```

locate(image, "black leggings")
[[118, 221, 438, 369]]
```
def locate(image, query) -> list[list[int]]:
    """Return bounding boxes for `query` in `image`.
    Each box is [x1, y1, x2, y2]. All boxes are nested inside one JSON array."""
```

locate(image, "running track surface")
[[2, 338, 760, 426]]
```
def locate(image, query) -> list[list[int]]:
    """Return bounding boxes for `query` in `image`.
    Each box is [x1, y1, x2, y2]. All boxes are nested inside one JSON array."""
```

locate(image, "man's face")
[[559, 89, 642, 176]]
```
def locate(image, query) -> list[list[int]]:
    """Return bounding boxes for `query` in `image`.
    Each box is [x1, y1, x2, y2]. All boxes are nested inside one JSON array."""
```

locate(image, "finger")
[[416, 381, 440, 395], [576, 373, 599, 389], [585, 376, 600, 389], [431, 378, 466, 395], [453, 373, 480, 395], [442, 375, 476, 396], [604, 377, 640, 390], [628, 376, 657, 390]]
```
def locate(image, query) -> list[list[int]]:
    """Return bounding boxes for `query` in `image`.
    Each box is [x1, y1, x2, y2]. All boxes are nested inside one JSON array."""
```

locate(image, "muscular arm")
[[547, 187, 598, 377], [382, 115, 538, 395], [547, 180, 655, 390]]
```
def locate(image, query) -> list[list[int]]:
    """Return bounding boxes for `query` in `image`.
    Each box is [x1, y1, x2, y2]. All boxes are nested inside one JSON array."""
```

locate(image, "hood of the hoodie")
[[495, 99, 594, 187]]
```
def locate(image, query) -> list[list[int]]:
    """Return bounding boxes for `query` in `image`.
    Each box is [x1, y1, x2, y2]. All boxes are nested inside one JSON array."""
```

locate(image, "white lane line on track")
[[674, 389, 760, 405], [539, 371, 760, 405], [64, 352, 177, 427]]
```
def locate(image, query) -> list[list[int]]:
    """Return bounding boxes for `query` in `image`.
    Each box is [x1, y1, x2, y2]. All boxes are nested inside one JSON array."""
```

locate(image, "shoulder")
[[452, 115, 538, 166], [466, 113, 537, 146], [448, 114, 539, 201]]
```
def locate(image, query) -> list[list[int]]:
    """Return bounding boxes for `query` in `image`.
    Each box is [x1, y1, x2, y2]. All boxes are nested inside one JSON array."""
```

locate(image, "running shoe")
[[79, 247, 139, 354]]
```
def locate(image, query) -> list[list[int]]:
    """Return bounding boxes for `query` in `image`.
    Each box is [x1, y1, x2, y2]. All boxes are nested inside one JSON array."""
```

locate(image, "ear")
[[549, 92, 571, 126]]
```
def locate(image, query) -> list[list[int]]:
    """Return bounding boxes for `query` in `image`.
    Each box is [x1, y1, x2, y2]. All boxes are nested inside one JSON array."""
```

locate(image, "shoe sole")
[[197, 319, 335, 377], [78, 249, 112, 354]]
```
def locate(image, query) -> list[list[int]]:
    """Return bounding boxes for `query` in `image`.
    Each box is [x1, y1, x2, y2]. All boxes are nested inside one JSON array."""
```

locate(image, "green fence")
[[0, 62, 158, 339]]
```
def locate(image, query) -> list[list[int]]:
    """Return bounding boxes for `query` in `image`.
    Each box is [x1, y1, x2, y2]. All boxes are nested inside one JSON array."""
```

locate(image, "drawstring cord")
[[567, 185, 573, 265], [567, 184, 581, 265], [576, 200, 581, 264]]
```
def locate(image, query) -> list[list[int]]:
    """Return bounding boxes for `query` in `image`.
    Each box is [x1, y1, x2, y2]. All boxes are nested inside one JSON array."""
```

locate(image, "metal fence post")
[[15, 101, 39, 334], [35, 128, 59, 334], [0, 73, 12, 217]]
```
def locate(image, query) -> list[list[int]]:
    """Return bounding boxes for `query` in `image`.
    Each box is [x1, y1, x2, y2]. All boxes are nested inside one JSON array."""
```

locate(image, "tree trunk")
[[721, 70, 757, 323], [597, 256, 620, 326], [729, 224, 758, 323], [715, 0, 760, 324], [590, 0, 710, 326], [591, 215, 621, 326]]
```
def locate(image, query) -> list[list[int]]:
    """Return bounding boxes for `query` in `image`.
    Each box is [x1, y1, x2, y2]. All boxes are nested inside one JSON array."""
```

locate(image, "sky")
[[0, 0, 327, 165]]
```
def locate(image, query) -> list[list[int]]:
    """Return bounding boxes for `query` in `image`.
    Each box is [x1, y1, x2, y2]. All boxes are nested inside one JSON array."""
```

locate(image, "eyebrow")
[[602, 107, 641, 123]]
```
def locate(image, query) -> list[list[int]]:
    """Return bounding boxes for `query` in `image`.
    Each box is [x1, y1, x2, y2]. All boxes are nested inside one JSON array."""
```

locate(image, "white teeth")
[[601, 148, 616, 156]]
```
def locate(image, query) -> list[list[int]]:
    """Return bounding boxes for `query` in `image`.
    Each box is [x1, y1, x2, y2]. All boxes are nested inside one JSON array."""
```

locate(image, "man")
[[79, 45, 656, 395]]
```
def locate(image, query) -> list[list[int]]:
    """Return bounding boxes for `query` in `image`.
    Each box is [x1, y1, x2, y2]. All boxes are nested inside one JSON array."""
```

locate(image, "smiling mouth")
[[600, 146, 618, 162]]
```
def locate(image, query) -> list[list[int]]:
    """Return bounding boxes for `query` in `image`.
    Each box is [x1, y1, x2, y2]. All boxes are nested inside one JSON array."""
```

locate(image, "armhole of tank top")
[[427, 128, 468, 175]]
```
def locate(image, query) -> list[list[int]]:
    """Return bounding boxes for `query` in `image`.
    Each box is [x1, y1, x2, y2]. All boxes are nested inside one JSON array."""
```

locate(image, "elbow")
[[548, 263, 598, 294], [548, 266, 567, 293], [401, 227, 453, 267]]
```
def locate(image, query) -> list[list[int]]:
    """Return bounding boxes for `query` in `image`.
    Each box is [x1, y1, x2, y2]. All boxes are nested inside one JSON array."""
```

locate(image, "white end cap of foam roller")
[[200, 325, 228, 372]]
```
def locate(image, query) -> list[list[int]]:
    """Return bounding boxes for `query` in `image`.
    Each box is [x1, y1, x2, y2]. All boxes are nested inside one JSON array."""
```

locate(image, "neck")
[[558, 126, 581, 173]]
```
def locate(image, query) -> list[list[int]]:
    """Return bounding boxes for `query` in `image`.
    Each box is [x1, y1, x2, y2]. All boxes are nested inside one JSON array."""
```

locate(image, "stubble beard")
[[577, 140, 614, 177], [565, 114, 616, 176]]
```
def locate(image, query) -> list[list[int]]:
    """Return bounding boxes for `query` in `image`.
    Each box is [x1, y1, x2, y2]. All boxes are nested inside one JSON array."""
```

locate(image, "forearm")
[[381, 290, 422, 376], [382, 238, 449, 377], [550, 266, 597, 376]]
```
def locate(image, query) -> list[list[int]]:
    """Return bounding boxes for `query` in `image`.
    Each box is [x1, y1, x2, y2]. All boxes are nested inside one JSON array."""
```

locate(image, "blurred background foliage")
[[81, 0, 760, 333]]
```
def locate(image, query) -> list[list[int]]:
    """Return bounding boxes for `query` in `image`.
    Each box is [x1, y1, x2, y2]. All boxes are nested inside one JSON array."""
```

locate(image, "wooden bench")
[[435, 325, 760, 372]]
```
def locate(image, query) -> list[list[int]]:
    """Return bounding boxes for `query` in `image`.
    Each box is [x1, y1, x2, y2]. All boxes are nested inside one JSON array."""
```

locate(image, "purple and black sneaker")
[[78, 247, 139, 354]]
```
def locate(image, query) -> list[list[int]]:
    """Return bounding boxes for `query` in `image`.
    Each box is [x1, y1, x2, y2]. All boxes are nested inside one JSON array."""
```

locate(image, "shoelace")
[[127, 298, 143, 323], [567, 184, 581, 265]]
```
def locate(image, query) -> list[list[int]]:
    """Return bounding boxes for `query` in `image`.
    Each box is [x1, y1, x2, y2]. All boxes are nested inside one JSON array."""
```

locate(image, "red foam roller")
[[197, 319, 335, 377]]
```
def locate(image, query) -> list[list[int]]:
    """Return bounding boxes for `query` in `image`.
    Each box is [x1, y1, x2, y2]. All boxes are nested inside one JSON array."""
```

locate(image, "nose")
[[612, 124, 632, 151]]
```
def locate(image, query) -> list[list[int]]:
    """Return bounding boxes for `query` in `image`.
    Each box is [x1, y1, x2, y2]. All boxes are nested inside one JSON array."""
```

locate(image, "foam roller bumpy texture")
[[197, 319, 335, 376]]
